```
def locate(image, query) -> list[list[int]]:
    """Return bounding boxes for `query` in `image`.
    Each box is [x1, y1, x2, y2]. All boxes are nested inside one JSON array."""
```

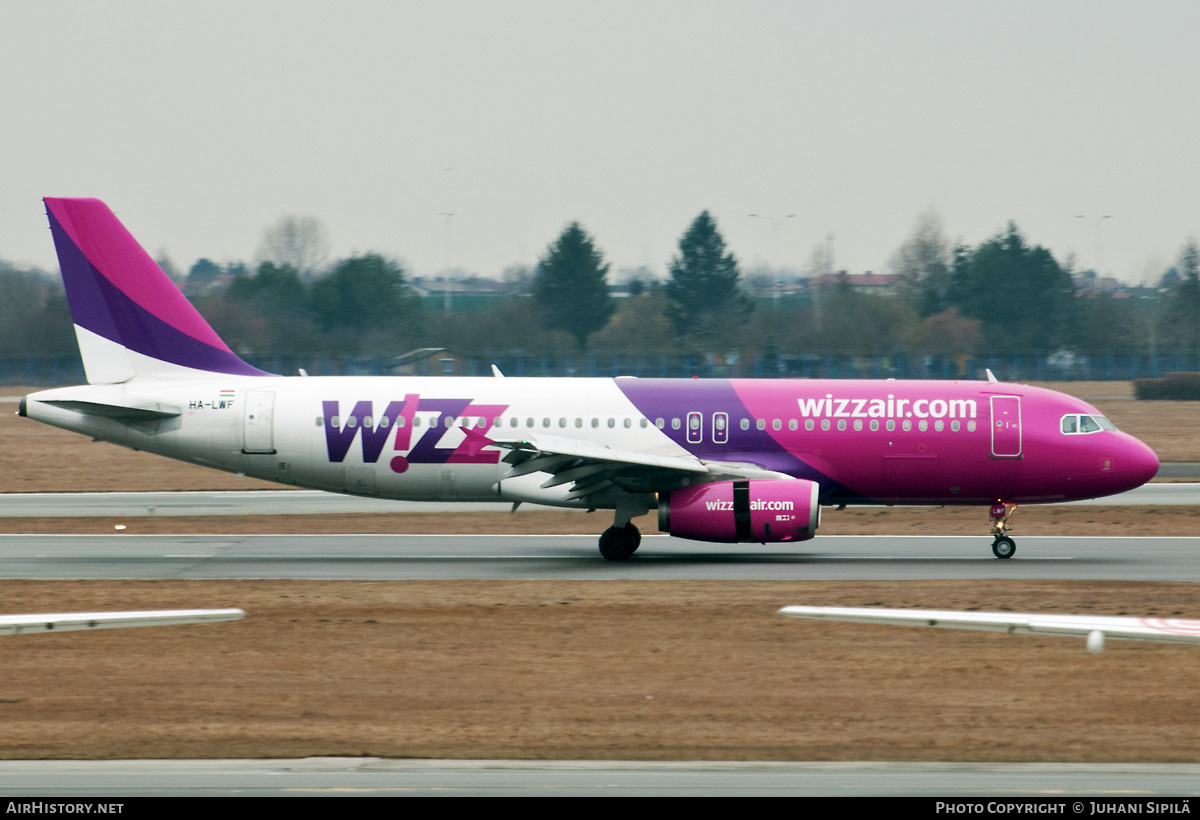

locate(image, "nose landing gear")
[[989, 501, 1017, 559]]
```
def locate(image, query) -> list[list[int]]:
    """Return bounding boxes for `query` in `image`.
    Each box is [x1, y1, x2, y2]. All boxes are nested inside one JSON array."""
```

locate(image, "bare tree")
[[256, 216, 330, 280], [890, 210, 952, 316]]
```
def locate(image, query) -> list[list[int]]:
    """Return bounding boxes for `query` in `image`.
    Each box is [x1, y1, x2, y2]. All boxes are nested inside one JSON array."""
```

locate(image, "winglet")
[[43, 198, 272, 383]]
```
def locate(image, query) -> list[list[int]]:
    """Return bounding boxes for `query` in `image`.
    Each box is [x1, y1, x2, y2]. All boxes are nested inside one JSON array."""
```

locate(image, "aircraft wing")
[[484, 430, 790, 500], [0, 608, 244, 636], [778, 606, 1200, 652]]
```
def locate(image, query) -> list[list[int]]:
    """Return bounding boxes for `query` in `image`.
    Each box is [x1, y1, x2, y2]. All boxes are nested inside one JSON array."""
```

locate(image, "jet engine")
[[658, 478, 821, 543]]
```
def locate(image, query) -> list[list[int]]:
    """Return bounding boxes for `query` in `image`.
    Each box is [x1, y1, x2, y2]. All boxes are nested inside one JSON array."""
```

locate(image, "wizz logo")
[[323, 396, 507, 470]]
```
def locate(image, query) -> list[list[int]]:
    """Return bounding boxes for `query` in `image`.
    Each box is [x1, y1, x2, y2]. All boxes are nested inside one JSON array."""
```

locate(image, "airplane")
[[19, 198, 1160, 561], [778, 605, 1200, 654], [0, 608, 244, 636]]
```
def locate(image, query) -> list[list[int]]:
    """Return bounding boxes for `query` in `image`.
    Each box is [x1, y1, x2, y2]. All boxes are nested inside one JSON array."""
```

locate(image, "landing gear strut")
[[989, 501, 1017, 559], [598, 497, 649, 561]]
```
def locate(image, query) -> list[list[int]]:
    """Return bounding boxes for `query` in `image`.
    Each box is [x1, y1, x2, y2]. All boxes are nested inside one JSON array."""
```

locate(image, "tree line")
[[1, 211, 1199, 364]]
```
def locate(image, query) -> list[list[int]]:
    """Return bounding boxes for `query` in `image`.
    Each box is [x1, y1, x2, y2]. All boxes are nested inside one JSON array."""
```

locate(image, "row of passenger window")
[[747, 417, 976, 433], [316, 414, 976, 435], [317, 415, 650, 430]]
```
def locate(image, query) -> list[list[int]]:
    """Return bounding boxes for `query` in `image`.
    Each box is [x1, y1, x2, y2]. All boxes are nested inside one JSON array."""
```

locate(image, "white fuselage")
[[25, 376, 689, 508]]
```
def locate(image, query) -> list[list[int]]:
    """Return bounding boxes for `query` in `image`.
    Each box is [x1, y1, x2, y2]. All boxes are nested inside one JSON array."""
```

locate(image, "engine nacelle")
[[658, 479, 821, 543]]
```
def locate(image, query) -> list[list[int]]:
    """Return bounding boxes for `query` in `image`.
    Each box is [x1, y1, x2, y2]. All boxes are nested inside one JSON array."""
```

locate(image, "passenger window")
[[821, 419, 830, 431], [951, 420, 960, 432], [772, 419, 781, 431], [918, 420, 928, 432], [852, 419, 862, 431], [740, 419, 750, 430], [640, 419, 648, 428], [967, 420, 976, 432], [838, 419, 847, 431], [789, 419, 798, 431], [657, 418, 666, 429], [902, 420, 911, 432], [671, 418, 681, 430], [870, 420, 879, 432], [316, 417, 323, 427], [934, 420, 944, 432], [805, 419, 814, 431], [559, 418, 567, 428], [886, 420, 895, 432]]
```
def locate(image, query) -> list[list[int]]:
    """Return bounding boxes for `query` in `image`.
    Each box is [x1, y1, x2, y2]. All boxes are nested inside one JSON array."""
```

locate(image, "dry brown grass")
[[2, 579, 1199, 762], [3, 384, 1200, 762]]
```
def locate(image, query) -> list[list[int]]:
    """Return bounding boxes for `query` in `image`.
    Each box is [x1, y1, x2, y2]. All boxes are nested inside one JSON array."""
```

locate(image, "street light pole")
[[1075, 214, 1112, 276], [749, 213, 796, 303], [440, 211, 455, 314]]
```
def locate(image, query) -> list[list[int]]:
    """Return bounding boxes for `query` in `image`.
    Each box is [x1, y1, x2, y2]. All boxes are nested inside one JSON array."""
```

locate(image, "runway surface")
[[2, 532, 1198, 580], [5, 491, 1197, 797], [1, 759, 1198, 797], [1, 483, 1197, 517]]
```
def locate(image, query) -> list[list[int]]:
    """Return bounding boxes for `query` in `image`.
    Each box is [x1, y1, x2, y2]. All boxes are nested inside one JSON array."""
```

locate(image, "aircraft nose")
[[1122, 436, 1159, 488]]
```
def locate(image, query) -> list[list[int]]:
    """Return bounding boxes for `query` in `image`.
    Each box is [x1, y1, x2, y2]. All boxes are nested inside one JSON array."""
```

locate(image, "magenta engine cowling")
[[658, 479, 821, 543]]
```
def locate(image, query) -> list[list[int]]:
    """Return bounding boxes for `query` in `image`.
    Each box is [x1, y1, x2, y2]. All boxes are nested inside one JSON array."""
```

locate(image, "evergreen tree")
[[310, 253, 422, 353], [949, 223, 1075, 354], [665, 211, 748, 342], [1165, 239, 1200, 350], [532, 223, 614, 351]]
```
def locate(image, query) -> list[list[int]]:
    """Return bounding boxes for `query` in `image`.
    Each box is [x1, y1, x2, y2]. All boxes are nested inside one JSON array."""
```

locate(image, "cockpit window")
[[1060, 414, 1117, 435]]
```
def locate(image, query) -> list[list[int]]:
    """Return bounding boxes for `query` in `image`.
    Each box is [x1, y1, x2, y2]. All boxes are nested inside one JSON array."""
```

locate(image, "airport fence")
[[6, 351, 1200, 387]]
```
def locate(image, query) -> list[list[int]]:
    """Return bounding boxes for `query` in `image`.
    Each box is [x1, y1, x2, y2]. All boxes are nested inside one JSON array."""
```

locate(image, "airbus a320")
[[21, 198, 1160, 560]]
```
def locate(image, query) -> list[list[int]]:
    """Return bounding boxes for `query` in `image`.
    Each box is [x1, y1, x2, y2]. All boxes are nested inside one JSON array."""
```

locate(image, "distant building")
[[814, 271, 900, 295]]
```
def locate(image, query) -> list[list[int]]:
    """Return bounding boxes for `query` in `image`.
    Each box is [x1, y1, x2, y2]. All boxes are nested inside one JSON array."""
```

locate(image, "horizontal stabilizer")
[[39, 399, 182, 420]]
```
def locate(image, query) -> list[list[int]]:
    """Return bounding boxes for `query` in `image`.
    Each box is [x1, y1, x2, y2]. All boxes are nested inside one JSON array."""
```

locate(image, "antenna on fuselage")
[[491, 364, 505, 378], [985, 369, 998, 383]]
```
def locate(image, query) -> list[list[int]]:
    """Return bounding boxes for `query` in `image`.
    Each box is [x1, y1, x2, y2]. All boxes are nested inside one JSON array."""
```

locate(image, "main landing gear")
[[989, 501, 1017, 559], [598, 496, 650, 561], [599, 522, 641, 561]]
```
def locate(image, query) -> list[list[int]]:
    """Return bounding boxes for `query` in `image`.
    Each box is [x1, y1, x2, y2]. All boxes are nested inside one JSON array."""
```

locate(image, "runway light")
[[114, 524, 126, 531]]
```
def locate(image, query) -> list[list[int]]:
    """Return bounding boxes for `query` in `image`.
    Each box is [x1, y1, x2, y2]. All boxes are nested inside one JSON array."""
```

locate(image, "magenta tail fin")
[[44, 197, 270, 383]]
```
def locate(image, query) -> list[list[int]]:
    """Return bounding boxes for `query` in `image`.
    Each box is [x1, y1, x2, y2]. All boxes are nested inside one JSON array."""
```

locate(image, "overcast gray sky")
[[2, 0, 1198, 284]]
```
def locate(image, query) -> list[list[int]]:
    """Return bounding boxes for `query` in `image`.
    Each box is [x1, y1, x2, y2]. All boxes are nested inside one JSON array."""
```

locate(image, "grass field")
[[3, 383, 1199, 762]]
